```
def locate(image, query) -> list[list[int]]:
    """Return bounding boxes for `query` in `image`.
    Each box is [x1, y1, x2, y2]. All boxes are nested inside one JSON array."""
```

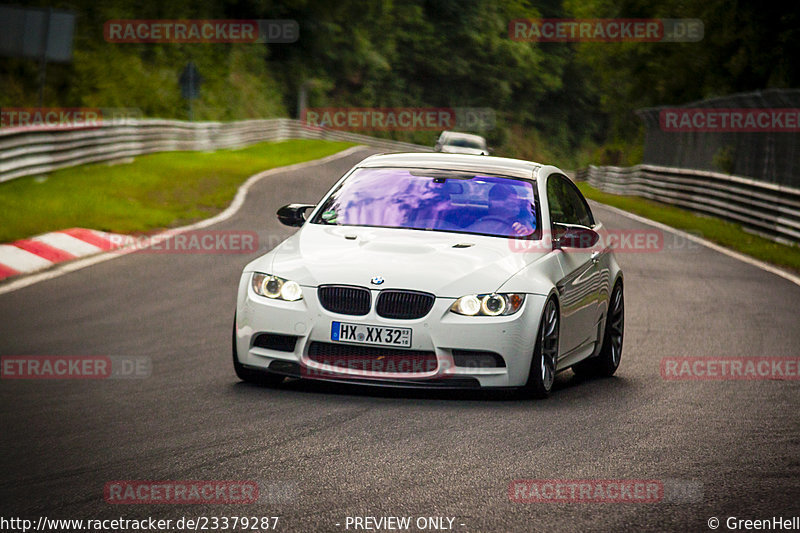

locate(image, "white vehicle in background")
[[233, 153, 624, 398], [434, 131, 489, 155]]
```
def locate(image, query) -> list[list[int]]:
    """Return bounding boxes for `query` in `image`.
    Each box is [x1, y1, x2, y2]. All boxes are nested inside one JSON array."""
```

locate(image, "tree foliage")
[[0, 0, 794, 164]]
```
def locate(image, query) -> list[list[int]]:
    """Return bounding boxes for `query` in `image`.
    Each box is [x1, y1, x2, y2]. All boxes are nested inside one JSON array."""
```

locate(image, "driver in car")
[[467, 183, 535, 236]]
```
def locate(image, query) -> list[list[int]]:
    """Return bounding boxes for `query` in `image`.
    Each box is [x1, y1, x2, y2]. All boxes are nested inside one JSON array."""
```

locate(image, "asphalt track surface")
[[1, 147, 799, 532]]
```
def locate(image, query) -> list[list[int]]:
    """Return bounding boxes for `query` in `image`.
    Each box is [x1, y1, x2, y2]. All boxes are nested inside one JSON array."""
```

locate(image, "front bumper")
[[234, 273, 546, 388]]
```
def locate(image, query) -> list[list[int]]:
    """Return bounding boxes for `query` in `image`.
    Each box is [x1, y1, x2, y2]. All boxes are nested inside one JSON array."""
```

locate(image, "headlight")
[[251, 273, 303, 301], [450, 293, 524, 316]]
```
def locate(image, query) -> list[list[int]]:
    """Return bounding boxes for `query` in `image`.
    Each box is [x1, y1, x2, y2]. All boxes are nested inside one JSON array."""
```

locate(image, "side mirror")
[[552, 223, 600, 249], [277, 204, 315, 227]]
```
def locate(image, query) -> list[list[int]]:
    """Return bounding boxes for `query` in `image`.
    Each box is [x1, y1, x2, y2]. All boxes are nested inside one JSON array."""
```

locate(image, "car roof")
[[441, 131, 486, 141], [357, 153, 543, 179]]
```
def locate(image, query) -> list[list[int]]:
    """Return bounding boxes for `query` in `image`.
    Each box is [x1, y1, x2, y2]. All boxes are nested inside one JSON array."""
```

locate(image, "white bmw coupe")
[[233, 153, 623, 397]]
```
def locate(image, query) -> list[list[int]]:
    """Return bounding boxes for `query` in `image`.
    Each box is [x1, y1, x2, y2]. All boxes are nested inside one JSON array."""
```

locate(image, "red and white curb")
[[0, 146, 369, 295], [0, 228, 131, 281]]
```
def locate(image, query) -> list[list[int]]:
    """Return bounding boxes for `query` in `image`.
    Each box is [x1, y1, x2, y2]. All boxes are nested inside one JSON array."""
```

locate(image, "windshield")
[[446, 137, 486, 149], [312, 167, 539, 238]]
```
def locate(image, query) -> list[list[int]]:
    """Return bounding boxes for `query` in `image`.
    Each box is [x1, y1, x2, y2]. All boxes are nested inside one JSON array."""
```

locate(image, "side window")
[[547, 175, 594, 227], [546, 176, 567, 224], [561, 179, 594, 227]]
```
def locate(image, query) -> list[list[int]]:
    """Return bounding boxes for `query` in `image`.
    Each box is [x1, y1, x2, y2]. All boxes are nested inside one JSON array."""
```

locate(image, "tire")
[[521, 298, 560, 399], [232, 314, 284, 386], [573, 281, 624, 378]]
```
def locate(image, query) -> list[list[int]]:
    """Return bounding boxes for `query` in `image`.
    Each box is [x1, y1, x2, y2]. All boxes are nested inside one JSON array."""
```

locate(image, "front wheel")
[[573, 281, 624, 378], [232, 314, 284, 386], [521, 298, 560, 399]]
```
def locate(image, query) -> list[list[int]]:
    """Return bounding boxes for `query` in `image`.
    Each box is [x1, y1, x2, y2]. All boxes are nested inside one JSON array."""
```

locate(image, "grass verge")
[[0, 140, 355, 242], [577, 182, 800, 274]]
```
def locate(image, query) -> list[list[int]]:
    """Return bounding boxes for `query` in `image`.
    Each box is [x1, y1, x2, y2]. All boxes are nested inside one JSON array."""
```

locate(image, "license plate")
[[331, 321, 412, 348]]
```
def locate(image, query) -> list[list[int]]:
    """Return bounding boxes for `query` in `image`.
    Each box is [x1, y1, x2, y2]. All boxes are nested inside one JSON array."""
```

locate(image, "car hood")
[[441, 146, 486, 155], [251, 224, 548, 297]]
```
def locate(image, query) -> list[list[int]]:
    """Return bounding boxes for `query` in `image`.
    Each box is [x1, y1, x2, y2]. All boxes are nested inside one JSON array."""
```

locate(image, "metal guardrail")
[[577, 164, 800, 245], [7, 121, 795, 245], [0, 118, 432, 183]]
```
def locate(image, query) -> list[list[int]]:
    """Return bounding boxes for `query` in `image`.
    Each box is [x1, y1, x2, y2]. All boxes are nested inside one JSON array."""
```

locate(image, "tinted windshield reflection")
[[312, 168, 538, 238]]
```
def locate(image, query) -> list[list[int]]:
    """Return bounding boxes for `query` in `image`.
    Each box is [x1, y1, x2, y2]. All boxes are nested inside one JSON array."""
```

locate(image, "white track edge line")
[[589, 200, 800, 288], [0, 145, 370, 296], [6, 148, 794, 295]]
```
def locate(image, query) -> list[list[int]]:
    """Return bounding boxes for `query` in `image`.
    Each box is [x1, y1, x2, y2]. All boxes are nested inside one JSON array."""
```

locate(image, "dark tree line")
[[1, 0, 796, 165]]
